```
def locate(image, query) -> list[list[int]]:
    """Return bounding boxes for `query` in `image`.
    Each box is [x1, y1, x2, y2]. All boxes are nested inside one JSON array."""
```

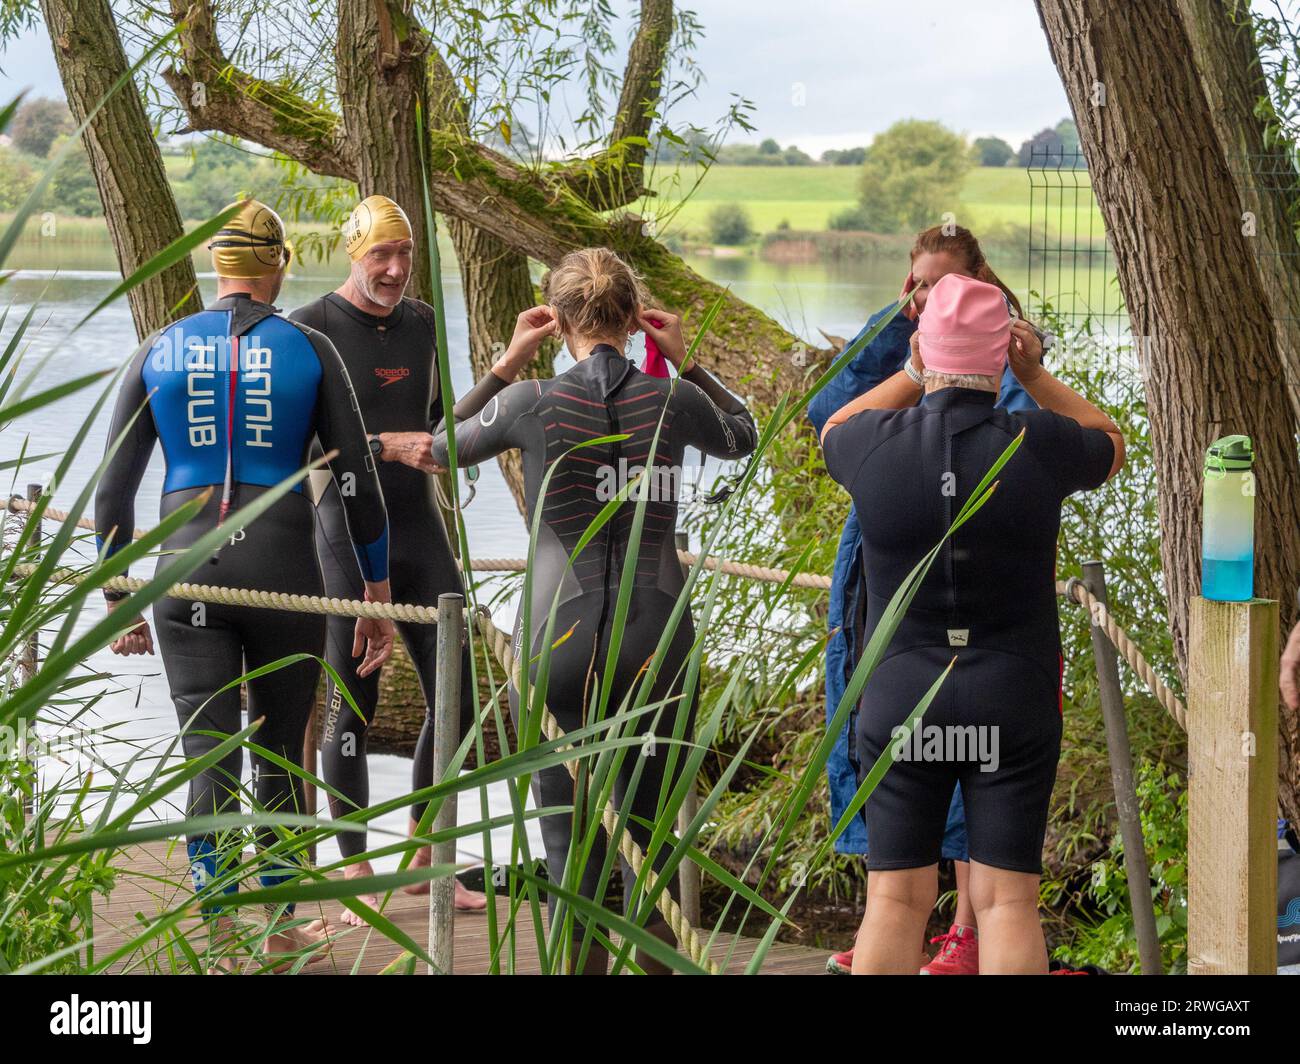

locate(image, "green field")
[[649, 164, 1104, 241]]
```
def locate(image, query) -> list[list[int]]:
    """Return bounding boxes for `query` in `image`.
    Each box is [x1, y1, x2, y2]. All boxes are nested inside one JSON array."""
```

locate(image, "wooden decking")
[[92, 840, 828, 975]]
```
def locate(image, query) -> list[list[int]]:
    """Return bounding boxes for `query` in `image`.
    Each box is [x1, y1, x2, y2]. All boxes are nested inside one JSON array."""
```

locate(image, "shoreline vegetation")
[[2, 162, 1104, 269]]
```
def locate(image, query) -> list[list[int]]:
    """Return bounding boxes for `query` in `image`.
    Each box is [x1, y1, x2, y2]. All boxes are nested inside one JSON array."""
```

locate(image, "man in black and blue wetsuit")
[[290, 195, 528, 921], [96, 199, 395, 968]]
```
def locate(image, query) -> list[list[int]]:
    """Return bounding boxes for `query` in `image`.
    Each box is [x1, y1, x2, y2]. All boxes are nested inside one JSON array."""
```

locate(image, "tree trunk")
[[1036, 0, 1300, 822], [428, 48, 554, 514], [40, 0, 199, 338], [335, 0, 434, 301], [446, 217, 545, 514], [1175, 0, 1300, 427]]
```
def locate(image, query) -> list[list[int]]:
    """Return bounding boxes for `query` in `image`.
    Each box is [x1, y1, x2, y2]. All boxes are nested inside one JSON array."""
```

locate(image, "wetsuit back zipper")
[[596, 389, 624, 656], [943, 423, 957, 629]]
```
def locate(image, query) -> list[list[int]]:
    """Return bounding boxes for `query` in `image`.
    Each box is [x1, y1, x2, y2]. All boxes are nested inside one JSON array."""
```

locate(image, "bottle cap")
[[1204, 434, 1253, 473]]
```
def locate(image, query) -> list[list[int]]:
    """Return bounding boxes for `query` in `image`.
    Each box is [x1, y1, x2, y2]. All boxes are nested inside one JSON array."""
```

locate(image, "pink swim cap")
[[916, 274, 1011, 378]]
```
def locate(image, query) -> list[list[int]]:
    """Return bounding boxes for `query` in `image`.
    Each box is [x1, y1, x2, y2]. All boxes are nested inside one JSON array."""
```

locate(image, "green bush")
[[827, 205, 870, 231], [1031, 296, 1186, 965], [0, 147, 35, 210], [856, 119, 971, 233], [10, 97, 73, 159], [707, 202, 753, 245]]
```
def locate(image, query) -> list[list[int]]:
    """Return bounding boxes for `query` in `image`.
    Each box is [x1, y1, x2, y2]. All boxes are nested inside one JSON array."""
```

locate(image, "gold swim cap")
[[343, 195, 414, 260], [208, 200, 291, 279]]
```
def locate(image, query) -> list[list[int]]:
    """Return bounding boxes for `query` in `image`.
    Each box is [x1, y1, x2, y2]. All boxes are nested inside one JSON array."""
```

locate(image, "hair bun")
[[541, 246, 651, 340]]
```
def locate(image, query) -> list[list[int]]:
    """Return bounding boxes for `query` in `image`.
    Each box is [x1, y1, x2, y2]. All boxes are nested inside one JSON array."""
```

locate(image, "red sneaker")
[[919, 924, 979, 975], [826, 947, 853, 975]]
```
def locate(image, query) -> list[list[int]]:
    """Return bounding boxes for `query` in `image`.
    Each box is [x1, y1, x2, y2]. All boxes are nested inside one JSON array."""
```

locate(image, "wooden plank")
[[88, 840, 829, 975], [1187, 595, 1279, 974]]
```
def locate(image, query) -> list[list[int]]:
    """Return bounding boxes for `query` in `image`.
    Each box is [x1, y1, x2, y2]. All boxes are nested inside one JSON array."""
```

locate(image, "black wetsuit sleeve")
[[430, 379, 539, 468], [451, 371, 510, 422], [94, 335, 159, 595], [1034, 411, 1116, 496], [675, 363, 758, 458], [305, 328, 391, 582]]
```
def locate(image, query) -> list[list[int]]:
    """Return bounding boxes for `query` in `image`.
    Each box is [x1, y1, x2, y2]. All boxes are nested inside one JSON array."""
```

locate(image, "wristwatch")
[[368, 435, 383, 460], [903, 358, 924, 386]]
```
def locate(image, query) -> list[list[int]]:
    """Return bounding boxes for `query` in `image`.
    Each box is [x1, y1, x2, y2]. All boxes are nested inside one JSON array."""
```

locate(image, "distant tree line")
[[653, 119, 1084, 172], [0, 96, 345, 219]]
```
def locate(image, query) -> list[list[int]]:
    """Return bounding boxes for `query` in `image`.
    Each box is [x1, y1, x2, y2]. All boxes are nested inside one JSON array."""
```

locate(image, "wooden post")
[[427, 593, 463, 975], [1187, 595, 1279, 974], [1082, 561, 1162, 974], [18, 483, 43, 820], [675, 530, 701, 928]]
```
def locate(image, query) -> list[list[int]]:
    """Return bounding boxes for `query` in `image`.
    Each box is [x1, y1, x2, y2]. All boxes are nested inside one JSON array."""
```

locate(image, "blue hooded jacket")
[[808, 305, 1037, 854]]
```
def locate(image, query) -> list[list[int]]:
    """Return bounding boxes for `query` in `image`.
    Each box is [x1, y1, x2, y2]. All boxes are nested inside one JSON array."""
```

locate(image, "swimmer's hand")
[[495, 306, 559, 380], [106, 600, 155, 656], [637, 309, 689, 370], [908, 332, 925, 376], [379, 431, 439, 474], [1008, 319, 1044, 383], [355, 581, 395, 677]]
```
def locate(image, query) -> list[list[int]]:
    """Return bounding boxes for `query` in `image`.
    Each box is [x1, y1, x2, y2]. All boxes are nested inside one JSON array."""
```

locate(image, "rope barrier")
[[1058, 578, 1188, 731], [10, 565, 443, 623], [5, 496, 830, 590], [8, 496, 1187, 727]]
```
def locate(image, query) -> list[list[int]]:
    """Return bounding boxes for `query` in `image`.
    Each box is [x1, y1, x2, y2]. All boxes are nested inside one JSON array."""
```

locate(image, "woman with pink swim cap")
[[819, 273, 1125, 974]]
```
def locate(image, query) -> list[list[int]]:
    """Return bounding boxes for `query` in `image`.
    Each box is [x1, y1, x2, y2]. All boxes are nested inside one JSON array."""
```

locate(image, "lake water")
[[0, 242, 1107, 875]]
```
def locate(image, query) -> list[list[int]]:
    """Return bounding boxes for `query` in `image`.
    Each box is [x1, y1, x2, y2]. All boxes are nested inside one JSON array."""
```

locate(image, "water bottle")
[[1201, 434, 1255, 601]]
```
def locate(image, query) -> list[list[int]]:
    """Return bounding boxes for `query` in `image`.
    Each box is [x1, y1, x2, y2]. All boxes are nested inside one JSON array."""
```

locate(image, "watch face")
[[369, 437, 383, 456]]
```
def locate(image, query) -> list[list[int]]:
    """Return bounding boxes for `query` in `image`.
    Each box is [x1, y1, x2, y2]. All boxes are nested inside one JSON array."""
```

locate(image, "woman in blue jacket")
[[807, 225, 1044, 974]]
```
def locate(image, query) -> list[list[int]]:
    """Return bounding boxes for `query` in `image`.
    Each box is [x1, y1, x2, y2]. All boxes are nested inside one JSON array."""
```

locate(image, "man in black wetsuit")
[[97, 199, 395, 969], [290, 195, 534, 921]]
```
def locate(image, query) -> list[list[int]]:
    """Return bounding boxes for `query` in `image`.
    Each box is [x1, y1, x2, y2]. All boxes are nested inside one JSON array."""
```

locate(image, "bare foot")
[[263, 917, 332, 973], [206, 915, 242, 975], [400, 860, 489, 910], [400, 819, 487, 909], [401, 841, 435, 895], [454, 878, 489, 912], [338, 859, 381, 926]]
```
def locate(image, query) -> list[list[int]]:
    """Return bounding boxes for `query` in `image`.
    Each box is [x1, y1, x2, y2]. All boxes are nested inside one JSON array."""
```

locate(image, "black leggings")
[[314, 501, 474, 859], [153, 490, 325, 898], [510, 591, 697, 936]]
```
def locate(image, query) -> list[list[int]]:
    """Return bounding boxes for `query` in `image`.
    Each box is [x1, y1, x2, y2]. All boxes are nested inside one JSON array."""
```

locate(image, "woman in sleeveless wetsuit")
[[431, 248, 757, 973]]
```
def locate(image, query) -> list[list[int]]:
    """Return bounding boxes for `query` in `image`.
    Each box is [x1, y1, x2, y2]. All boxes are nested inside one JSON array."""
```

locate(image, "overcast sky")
[[0, 0, 1073, 152]]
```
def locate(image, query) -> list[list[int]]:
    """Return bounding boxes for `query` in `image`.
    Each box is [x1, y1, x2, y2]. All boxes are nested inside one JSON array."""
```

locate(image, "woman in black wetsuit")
[[431, 248, 757, 973], [820, 273, 1124, 974]]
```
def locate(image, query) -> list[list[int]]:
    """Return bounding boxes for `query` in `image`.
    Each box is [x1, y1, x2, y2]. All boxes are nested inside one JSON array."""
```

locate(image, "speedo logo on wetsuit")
[[375, 366, 410, 387]]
